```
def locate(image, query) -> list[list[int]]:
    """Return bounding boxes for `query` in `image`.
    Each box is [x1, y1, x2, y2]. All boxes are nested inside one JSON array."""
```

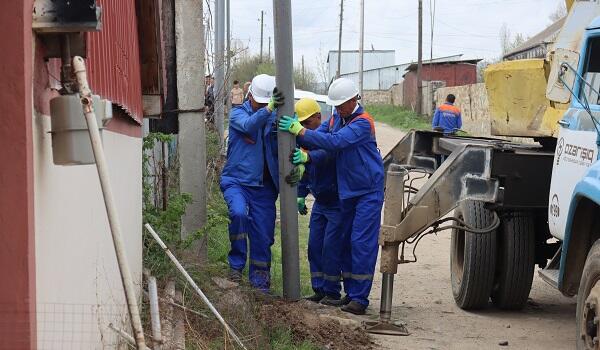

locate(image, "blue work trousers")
[[308, 200, 344, 299], [221, 177, 277, 291], [340, 190, 384, 306]]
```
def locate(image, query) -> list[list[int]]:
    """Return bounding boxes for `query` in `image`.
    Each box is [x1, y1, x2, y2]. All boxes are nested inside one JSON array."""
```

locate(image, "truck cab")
[[549, 18, 600, 348]]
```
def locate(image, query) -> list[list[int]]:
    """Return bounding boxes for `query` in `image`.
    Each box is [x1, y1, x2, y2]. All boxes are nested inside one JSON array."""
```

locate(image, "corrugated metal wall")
[[327, 51, 395, 81], [86, 0, 143, 123]]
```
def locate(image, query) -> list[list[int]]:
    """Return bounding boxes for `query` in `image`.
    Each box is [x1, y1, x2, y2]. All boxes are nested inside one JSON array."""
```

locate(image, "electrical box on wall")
[[50, 95, 112, 166], [33, 0, 102, 33]]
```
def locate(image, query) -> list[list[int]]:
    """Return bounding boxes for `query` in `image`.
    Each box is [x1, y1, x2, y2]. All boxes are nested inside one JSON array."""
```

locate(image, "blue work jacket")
[[432, 102, 462, 134], [299, 106, 384, 200], [221, 100, 279, 190], [298, 145, 339, 205]]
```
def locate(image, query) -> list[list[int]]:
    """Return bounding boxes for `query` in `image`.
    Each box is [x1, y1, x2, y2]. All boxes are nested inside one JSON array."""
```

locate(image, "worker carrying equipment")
[[280, 79, 384, 315], [220, 74, 284, 291], [293, 98, 345, 303]]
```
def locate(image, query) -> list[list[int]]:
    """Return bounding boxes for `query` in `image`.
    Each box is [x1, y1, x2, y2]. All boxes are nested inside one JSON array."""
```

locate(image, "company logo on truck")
[[556, 138, 564, 165], [556, 137, 595, 167], [550, 194, 560, 226]]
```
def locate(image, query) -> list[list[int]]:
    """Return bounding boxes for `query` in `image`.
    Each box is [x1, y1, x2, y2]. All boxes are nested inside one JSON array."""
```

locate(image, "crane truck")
[[369, 1, 600, 348]]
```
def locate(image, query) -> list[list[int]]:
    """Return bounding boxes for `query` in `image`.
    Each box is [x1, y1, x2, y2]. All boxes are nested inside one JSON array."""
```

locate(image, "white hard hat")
[[327, 78, 359, 106], [248, 74, 276, 103]]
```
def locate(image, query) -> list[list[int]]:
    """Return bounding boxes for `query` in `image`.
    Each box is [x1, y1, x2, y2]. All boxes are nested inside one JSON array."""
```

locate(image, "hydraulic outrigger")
[[366, 130, 554, 335]]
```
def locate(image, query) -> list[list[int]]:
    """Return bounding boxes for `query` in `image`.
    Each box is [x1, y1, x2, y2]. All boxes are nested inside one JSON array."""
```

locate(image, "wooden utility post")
[[336, 0, 344, 78], [260, 10, 264, 62], [416, 0, 423, 115]]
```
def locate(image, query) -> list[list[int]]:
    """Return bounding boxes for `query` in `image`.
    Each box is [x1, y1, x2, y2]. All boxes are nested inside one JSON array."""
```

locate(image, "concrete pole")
[[226, 0, 231, 114], [273, 0, 301, 300], [359, 0, 365, 96], [336, 0, 344, 78], [215, 0, 225, 150], [416, 0, 423, 115], [175, 0, 207, 250], [260, 10, 264, 62]]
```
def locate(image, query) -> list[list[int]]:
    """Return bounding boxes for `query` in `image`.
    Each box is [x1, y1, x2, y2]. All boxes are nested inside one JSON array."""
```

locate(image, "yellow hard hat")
[[295, 98, 321, 122]]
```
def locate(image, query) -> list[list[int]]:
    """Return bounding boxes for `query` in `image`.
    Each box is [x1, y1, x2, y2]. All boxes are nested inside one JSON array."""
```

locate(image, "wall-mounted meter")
[[50, 95, 112, 166]]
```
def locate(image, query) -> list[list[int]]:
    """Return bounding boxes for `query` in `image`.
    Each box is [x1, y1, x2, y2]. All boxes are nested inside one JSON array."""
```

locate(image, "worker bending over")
[[279, 78, 384, 315], [220, 74, 284, 291], [293, 98, 344, 303], [432, 93, 462, 134]]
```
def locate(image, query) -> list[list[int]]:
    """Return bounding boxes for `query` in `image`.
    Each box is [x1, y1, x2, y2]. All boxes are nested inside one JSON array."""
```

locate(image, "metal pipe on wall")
[[273, 0, 301, 300]]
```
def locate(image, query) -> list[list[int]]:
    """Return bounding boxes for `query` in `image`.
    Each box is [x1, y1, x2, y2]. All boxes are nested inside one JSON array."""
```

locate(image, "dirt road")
[[362, 123, 576, 349]]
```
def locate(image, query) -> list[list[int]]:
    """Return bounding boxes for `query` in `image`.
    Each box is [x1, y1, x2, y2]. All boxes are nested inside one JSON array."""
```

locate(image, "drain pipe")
[[72, 56, 147, 350]]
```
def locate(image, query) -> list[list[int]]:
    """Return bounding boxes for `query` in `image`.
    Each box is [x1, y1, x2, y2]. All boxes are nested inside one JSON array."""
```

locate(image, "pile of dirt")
[[258, 299, 373, 350]]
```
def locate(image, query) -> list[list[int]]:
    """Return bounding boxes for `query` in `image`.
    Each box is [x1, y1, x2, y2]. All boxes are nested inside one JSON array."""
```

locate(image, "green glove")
[[292, 148, 309, 165], [285, 164, 305, 185], [297, 197, 308, 215], [278, 115, 304, 135], [267, 87, 285, 111]]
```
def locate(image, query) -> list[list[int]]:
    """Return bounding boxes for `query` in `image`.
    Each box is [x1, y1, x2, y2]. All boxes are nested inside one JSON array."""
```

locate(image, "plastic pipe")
[[72, 56, 147, 350], [144, 223, 248, 350]]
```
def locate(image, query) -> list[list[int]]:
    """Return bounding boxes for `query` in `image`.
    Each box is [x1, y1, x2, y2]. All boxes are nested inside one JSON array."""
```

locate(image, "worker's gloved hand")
[[285, 164, 305, 185], [279, 115, 304, 135], [267, 87, 285, 111], [297, 197, 308, 215], [290, 148, 309, 165]]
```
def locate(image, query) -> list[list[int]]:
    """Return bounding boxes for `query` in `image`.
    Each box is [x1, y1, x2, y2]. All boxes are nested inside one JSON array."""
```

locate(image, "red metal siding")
[[403, 63, 477, 110], [86, 0, 143, 123], [0, 1, 36, 348]]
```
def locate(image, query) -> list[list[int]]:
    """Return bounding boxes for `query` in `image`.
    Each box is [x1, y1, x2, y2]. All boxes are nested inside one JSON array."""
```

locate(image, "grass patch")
[[366, 104, 431, 131]]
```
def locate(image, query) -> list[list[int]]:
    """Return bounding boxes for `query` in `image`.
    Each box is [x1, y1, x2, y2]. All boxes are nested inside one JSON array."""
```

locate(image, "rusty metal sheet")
[[86, 0, 143, 123]]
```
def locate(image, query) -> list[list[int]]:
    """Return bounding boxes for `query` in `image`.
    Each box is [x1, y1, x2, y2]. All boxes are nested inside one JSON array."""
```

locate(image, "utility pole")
[[273, 0, 300, 300], [416, 0, 423, 115], [359, 0, 365, 96], [268, 36, 271, 60], [226, 0, 231, 114], [260, 10, 264, 62], [302, 55, 305, 85], [215, 0, 225, 149], [336, 0, 344, 78]]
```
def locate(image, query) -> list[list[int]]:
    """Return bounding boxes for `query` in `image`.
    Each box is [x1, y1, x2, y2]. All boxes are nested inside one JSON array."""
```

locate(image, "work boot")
[[341, 301, 367, 315], [228, 269, 243, 283], [321, 295, 350, 307], [305, 292, 325, 303]]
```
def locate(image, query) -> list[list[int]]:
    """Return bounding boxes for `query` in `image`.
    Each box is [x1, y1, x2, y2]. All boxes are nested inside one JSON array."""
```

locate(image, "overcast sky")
[[219, 0, 564, 75]]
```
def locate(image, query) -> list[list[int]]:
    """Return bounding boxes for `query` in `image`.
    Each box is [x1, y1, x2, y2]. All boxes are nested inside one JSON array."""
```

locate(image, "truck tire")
[[576, 240, 600, 350], [451, 200, 497, 310], [491, 212, 535, 310]]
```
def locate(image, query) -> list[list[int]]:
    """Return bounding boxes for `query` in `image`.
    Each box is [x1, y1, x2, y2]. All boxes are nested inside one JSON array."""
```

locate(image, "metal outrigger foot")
[[364, 273, 410, 336]]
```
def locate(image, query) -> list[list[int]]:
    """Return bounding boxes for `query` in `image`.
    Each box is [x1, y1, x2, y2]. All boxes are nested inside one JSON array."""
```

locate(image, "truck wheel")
[[577, 240, 600, 349], [491, 212, 535, 310], [450, 200, 497, 310]]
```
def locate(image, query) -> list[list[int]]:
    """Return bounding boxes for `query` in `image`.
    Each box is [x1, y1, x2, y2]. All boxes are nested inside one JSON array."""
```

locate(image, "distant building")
[[503, 18, 566, 61], [403, 58, 481, 111], [327, 49, 395, 82], [340, 54, 464, 91]]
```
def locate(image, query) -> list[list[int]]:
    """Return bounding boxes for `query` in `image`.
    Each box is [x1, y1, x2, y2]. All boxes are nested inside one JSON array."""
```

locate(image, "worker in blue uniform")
[[293, 98, 344, 303], [432, 93, 462, 134], [220, 74, 284, 291], [279, 78, 384, 315]]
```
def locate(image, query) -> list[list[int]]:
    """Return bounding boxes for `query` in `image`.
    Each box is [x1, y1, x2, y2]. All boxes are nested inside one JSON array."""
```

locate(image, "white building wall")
[[341, 64, 408, 90], [33, 110, 143, 349], [327, 50, 395, 82]]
